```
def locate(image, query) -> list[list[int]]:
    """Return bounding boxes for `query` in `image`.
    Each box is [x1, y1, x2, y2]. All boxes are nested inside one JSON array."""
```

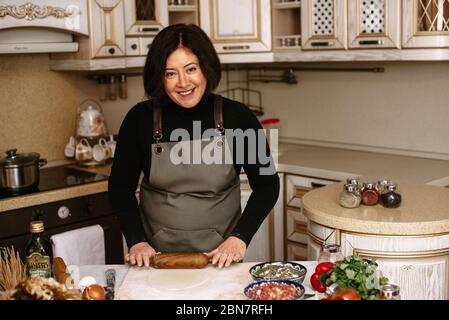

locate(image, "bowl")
[[249, 261, 307, 283], [244, 279, 305, 300]]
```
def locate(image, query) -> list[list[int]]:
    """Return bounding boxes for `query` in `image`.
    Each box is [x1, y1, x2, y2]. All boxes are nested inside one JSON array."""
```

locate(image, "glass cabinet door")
[[348, 0, 400, 49], [301, 0, 347, 50], [403, 0, 449, 48], [123, 0, 168, 36], [199, 0, 272, 53]]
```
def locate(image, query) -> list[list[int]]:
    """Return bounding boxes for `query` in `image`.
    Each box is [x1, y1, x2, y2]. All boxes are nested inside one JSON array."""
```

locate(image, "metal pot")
[[0, 149, 47, 193]]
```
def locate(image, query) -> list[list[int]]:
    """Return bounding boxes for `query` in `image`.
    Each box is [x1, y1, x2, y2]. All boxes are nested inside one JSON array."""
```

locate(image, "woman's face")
[[163, 47, 207, 108]]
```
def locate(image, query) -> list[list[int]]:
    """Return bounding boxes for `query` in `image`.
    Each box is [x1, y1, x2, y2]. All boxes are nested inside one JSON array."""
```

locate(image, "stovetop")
[[0, 165, 109, 200]]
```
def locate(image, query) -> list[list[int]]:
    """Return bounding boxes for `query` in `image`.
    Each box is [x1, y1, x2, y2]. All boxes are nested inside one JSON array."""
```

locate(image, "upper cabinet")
[[403, 0, 449, 48], [168, 0, 199, 25], [347, 0, 400, 49], [301, 0, 346, 50], [199, 0, 272, 53]]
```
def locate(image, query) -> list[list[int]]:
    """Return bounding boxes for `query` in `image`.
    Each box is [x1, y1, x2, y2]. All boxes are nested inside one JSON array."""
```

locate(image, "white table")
[[75, 261, 317, 300]]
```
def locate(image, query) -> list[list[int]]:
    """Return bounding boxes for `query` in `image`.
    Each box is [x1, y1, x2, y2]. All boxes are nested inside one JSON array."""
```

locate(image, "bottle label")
[[26, 252, 51, 278]]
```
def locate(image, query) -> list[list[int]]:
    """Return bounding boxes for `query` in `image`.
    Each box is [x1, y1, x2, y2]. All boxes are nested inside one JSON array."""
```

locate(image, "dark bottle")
[[361, 182, 380, 206], [25, 220, 53, 278], [381, 184, 402, 208]]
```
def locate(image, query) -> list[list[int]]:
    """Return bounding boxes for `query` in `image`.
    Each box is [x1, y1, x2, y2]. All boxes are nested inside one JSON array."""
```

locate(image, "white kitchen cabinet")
[[199, 0, 272, 53], [403, 0, 449, 48], [89, 0, 126, 58], [284, 174, 337, 260], [301, 0, 347, 50], [271, 0, 301, 51], [168, 0, 199, 25], [347, 0, 400, 49], [0, 0, 88, 35]]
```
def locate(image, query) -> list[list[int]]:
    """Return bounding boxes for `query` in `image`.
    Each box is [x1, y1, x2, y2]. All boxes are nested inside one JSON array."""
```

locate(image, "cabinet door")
[[90, 0, 126, 58], [347, 0, 400, 49], [301, 0, 346, 50], [403, 0, 449, 48], [199, 0, 272, 53], [0, 0, 89, 35], [123, 0, 168, 36]]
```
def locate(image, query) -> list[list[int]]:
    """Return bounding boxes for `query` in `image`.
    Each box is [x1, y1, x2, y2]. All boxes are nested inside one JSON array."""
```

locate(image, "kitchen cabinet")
[[301, 0, 347, 50], [284, 174, 337, 260], [271, 0, 302, 51], [168, 0, 199, 25], [123, 0, 168, 57], [403, 0, 449, 48], [199, 0, 272, 53], [347, 0, 400, 49]]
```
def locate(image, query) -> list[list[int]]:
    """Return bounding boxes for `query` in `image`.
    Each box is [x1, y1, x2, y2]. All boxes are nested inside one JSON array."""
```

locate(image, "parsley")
[[321, 255, 389, 300]]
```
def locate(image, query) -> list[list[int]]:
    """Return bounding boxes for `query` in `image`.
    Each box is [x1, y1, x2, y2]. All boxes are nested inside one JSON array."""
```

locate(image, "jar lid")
[[364, 182, 376, 189], [386, 184, 398, 191], [346, 178, 359, 185], [30, 220, 45, 233], [345, 184, 357, 192], [380, 284, 400, 298], [0, 149, 40, 169], [323, 244, 341, 253]]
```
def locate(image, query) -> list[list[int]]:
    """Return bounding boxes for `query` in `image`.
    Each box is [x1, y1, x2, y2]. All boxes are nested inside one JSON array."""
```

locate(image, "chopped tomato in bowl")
[[244, 279, 305, 300]]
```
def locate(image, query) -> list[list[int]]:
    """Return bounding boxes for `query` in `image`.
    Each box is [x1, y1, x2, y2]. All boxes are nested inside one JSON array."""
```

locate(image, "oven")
[[0, 165, 124, 264]]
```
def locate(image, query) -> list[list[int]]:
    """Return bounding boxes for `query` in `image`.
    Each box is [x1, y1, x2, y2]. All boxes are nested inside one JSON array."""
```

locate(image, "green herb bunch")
[[321, 255, 389, 300]]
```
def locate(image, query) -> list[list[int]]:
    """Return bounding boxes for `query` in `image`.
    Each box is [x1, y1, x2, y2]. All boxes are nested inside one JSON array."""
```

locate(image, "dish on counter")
[[244, 279, 305, 300], [249, 261, 307, 283]]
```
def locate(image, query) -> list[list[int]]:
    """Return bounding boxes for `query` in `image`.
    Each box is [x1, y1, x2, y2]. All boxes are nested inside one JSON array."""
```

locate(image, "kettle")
[[76, 100, 108, 138]]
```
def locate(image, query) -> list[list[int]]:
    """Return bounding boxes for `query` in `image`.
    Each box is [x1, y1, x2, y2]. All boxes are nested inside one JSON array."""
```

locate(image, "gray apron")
[[139, 95, 241, 252]]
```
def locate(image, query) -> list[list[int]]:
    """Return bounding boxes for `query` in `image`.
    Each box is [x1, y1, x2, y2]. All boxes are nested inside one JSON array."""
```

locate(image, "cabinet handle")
[[311, 41, 333, 47], [358, 40, 384, 45], [138, 27, 160, 32], [311, 182, 326, 188], [108, 48, 115, 55], [131, 44, 138, 50], [401, 265, 414, 271], [222, 45, 250, 50]]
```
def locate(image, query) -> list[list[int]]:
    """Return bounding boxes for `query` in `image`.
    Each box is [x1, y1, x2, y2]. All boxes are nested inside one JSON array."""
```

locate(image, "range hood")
[[0, 28, 78, 54]]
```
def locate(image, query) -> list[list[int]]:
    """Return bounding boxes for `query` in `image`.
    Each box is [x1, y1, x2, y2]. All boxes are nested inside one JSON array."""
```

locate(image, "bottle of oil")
[[25, 220, 53, 278]]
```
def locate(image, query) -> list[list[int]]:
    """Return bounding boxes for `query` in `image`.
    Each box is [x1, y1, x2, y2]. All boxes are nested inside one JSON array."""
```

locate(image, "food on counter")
[[380, 184, 402, 208], [0, 246, 27, 292], [360, 182, 380, 206], [339, 184, 361, 208], [325, 283, 360, 300], [249, 261, 306, 283], [310, 262, 334, 293], [53, 257, 74, 289], [245, 280, 304, 300], [82, 284, 106, 300], [0, 277, 81, 300], [152, 252, 209, 269]]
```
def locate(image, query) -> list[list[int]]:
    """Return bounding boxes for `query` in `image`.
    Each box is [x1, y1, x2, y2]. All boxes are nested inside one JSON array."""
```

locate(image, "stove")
[[0, 165, 109, 199]]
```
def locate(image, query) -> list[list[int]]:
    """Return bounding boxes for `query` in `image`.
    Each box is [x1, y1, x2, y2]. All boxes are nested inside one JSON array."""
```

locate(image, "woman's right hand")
[[126, 242, 156, 267]]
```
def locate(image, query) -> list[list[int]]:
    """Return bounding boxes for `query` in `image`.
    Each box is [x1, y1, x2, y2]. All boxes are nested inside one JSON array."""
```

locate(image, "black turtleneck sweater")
[[108, 94, 280, 249]]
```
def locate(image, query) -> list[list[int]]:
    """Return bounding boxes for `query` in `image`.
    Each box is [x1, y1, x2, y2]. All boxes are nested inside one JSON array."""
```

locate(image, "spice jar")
[[381, 184, 402, 208], [361, 182, 380, 206], [378, 284, 401, 300], [325, 283, 360, 300], [318, 244, 344, 263], [339, 184, 361, 208]]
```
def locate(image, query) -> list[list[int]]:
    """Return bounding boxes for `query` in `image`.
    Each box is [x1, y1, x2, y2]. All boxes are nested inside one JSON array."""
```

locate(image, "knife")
[[105, 268, 116, 300]]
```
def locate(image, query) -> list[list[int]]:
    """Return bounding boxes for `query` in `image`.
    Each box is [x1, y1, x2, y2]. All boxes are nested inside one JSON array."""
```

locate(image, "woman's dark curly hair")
[[143, 24, 221, 104]]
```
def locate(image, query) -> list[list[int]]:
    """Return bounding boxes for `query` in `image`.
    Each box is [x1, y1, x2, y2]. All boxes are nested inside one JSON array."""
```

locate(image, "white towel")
[[50, 225, 105, 266]]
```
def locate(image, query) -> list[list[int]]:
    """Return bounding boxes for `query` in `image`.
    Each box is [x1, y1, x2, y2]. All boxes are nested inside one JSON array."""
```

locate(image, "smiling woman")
[[108, 24, 280, 271]]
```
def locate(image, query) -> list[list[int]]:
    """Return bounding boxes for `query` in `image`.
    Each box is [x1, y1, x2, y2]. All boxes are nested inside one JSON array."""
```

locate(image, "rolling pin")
[[152, 252, 209, 269]]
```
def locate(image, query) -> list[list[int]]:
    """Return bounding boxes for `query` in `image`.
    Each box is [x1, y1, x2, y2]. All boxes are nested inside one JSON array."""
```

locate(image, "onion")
[[82, 284, 106, 300]]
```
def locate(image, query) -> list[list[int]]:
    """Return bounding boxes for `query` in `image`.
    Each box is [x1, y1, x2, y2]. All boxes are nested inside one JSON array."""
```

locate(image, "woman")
[[108, 24, 279, 269]]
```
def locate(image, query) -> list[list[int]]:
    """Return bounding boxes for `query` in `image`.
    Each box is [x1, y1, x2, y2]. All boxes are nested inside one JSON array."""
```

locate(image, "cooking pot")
[[0, 149, 47, 193]]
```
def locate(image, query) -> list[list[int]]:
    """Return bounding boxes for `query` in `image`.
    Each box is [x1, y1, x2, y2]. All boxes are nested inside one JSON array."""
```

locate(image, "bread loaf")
[[53, 257, 74, 289], [152, 252, 209, 269]]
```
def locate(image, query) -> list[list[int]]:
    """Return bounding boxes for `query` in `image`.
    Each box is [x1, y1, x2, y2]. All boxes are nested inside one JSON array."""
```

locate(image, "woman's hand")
[[126, 242, 157, 267], [205, 236, 246, 269]]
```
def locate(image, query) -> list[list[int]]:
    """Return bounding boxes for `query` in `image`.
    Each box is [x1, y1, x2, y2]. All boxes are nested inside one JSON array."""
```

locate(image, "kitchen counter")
[[303, 181, 449, 235], [2, 143, 449, 212], [75, 261, 317, 300]]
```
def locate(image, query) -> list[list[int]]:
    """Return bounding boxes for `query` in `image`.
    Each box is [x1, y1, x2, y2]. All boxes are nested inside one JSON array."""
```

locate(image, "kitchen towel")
[[50, 224, 105, 266]]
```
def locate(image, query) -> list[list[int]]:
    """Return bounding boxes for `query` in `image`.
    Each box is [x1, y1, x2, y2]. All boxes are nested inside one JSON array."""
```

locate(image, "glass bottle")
[[325, 283, 360, 300], [25, 220, 53, 278], [119, 74, 128, 100], [108, 75, 117, 100], [318, 244, 344, 263], [378, 284, 401, 300], [381, 184, 402, 208], [361, 182, 380, 206], [339, 184, 361, 208]]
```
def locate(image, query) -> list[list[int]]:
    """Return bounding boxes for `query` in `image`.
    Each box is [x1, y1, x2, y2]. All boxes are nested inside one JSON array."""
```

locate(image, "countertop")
[[2, 143, 449, 212], [75, 261, 317, 300], [302, 181, 449, 235]]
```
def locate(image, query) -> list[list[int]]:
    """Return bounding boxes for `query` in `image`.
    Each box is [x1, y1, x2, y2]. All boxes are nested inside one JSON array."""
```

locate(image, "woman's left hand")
[[205, 236, 246, 268]]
